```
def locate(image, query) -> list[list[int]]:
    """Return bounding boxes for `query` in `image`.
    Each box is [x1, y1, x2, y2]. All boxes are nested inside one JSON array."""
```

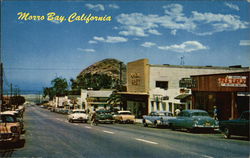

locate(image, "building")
[[80, 89, 114, 111], [120, 58, 249, 118], [191, 71, 250, 120]]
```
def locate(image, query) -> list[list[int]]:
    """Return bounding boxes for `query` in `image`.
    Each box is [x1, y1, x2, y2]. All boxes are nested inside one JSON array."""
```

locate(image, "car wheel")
[[143, 120, 148, 127], [169, 123, 175, 131], [69, 119, 73, 123], [153, 121, 158, 128], [223, 128, 231, 139]]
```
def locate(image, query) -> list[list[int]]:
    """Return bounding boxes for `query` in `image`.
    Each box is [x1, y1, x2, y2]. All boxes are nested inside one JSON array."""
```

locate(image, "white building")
[[121, 59, 249, 117]]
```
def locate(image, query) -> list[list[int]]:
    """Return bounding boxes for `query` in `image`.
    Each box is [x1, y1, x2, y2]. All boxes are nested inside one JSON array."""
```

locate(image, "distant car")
[[168, 109, 219, 132], [1, 111, 25, 134], [113, 111, 135, 124], [0, 113, 21, 143], [96, 109, 115, 124], [142, 111, 174, 127], [219, 111, 249, 139], [68, 109, 88, 123]]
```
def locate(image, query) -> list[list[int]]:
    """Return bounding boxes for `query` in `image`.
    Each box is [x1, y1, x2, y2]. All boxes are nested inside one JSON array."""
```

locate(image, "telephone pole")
[[0, 63, 3, 112]]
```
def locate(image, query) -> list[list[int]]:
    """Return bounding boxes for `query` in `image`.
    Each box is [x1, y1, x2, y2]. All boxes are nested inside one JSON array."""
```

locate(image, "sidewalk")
[[135, 119, 142, 124]]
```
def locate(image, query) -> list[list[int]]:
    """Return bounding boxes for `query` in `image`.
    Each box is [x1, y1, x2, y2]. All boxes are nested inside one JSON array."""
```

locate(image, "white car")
[[68, 109, 88, 123]]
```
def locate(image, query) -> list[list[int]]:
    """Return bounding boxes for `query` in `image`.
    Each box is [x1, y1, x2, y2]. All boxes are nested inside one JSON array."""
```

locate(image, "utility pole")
[[119, 62, 123, 91], [0, 63, 3, 112]]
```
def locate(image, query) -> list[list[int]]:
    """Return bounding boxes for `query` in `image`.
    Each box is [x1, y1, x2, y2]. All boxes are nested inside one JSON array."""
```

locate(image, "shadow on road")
[[0, 139, 26, 157]]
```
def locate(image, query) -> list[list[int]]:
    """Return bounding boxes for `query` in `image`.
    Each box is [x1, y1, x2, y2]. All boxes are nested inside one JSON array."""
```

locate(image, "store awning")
[[174, 94, 191, 100], [117, 92, 149, 95]]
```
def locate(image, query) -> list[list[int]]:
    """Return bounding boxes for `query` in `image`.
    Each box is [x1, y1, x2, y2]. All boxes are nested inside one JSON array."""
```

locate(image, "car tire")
[[143, 120, 148, 127], [69, 119, 73, 123], [169, 124, 175, 131], [223, 128, 231, 139], [153, 121, 158, 128]]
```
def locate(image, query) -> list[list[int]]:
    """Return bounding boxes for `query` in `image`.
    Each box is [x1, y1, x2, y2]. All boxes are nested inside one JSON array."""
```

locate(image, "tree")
[[43, 77, 68, 100], [107, 91, 122, 110]]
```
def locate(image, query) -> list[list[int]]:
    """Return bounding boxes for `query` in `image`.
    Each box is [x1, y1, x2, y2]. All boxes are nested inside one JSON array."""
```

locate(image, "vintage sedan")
[[142, 111, 174, 127], [219, 111, 249, 139], [96, 109, 115, 124], [168, 109, 219, 132], [0, 113, 21, 143], [113, 111, 135, 124], [1, 111, 25, 134], [68, 109, 88, 123]]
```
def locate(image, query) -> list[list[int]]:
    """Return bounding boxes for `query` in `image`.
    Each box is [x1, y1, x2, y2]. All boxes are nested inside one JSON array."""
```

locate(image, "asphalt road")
[[1, 105, 249, 158]]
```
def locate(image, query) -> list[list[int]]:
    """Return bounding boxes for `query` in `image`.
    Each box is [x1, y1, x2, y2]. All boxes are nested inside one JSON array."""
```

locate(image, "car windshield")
[[73, 111, 85, 114], [119, 112, 131, 115], [191, 112, 209, 116], [0, 115, 17, 123]]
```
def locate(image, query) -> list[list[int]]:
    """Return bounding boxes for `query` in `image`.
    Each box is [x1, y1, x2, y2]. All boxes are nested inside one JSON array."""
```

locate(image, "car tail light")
[[11, 126, 18, 133]]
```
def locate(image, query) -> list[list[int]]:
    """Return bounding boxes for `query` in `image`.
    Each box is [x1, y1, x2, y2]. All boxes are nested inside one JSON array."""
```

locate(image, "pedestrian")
[[175, 108, 181, 116], [213, 106, 218, 120]]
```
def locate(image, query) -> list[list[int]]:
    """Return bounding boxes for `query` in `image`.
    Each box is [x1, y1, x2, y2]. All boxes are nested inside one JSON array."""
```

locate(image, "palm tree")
[[107, 91, 122, 110]]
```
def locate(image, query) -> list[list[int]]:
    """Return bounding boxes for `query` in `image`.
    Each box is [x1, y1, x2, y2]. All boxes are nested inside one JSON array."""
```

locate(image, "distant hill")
[[76, 58, 126, 82]]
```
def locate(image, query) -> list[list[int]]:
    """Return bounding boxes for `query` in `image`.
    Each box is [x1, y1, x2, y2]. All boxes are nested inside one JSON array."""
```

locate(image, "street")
[[1, 105, 249, 158]]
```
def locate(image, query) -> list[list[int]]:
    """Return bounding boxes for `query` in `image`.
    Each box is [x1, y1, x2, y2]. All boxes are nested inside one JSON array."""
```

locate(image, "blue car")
[[142, 111, 174, 127]]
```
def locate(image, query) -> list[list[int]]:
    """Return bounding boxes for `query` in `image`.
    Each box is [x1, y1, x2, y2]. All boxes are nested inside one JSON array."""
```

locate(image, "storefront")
[[191, 71, 250, 120]]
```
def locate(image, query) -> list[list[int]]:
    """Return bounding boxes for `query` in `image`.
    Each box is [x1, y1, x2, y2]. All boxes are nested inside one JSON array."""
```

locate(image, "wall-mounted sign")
[[130, 72, 141, 85], [218, 76, 247, 87], [179, 78, 196, 88]]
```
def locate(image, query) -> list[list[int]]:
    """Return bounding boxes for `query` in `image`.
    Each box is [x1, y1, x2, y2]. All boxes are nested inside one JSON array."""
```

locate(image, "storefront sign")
[[218, 76, 247, 87], [130, 72, 141, 85], [179, 78, 196, 88]]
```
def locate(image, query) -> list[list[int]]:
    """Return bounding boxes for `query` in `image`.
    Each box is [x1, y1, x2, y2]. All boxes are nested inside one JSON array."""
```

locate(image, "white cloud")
[[171, 29, 177, 35], [93, 36, 105, 41], [92, 36, 128, 43], [77, 48, 96, 52], [116, 4, 249, 37], [225, 2, 240, 11], [50, 20, 60, 24], [158, 41, 207, 53], [108, 4, 120, 9], [141, 42, 156, 48], [85, 4, 105, 11], [148, 29, 162, 35], [88, 40, 97, 44], [239, 40, 250, 46]]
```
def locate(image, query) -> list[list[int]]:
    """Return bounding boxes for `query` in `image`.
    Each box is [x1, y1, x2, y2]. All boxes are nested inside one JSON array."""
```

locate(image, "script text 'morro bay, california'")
[[17, 12, 112, 23]]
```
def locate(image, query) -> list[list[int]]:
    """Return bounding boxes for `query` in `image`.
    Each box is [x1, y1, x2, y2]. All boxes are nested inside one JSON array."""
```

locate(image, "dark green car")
[[219, 111, 249, 139], [96, 110, 115, 124]]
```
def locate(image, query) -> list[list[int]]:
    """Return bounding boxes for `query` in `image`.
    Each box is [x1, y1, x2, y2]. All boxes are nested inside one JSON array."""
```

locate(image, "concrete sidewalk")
[[135, 119, 142, 124]]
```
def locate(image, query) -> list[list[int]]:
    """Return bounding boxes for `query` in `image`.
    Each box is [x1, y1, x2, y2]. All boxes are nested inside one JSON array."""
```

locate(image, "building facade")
[[191, 71, 250, 120], [121, 58, 249, 118]]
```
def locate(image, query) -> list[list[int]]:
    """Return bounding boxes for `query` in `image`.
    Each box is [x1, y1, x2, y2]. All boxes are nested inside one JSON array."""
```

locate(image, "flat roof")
[[149, 64, 250, 70], [191, 71, 250, 77]]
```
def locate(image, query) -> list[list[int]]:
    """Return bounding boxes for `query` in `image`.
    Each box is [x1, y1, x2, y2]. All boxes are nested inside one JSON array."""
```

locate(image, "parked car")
[[0, 113, 21, 143], [68, 109, 88, 123], [1, 111, 25, 134], [219, 111, 249, 139], [96, 109, 115, 124], [142, 111, 174, 127], [168, 109, 219, 132], [113, 111, 135, 124]]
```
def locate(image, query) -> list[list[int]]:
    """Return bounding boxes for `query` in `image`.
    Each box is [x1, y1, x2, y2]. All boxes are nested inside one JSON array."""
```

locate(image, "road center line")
[[103, 130, 114, 134], [84, 126, 92, 129], [201, 155, 214, 158], [135, 138, 158, 145]]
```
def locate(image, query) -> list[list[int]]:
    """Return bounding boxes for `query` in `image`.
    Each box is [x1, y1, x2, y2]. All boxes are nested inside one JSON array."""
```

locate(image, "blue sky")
[[2, 0, 250, 92]]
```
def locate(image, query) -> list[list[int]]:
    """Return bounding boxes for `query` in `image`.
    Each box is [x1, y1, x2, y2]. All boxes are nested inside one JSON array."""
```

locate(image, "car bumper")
[[0, 133, 20, 142], [193, 124, 219, 128]]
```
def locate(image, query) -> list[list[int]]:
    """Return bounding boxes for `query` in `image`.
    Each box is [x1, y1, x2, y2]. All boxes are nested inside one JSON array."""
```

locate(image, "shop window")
[[162, 102, 166, 111], [151, 101, 154, 111], [156, 102, 160, 110], [156, 81, 168, 90], [169, 102, 172, 112]]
